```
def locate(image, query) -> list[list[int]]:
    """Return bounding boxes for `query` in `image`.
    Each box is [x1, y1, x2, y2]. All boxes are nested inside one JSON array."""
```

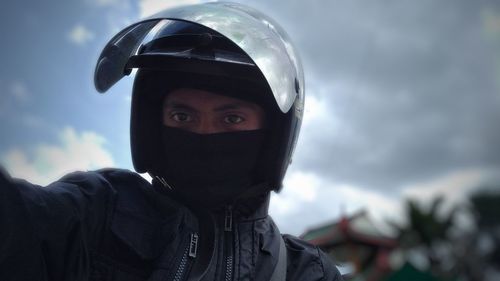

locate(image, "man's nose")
[[195, 118, 219, 134]]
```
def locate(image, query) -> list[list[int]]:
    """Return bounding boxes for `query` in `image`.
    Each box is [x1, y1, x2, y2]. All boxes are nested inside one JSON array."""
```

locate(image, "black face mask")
[[160, 126, 267, 208]]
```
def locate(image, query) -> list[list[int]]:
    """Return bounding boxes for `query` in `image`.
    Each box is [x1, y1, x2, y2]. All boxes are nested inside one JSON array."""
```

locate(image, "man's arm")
[[0, 167, 43, 280], [318, 247, 345, 281], [283, 234, 344, 281], [0, 167, 117, 280]]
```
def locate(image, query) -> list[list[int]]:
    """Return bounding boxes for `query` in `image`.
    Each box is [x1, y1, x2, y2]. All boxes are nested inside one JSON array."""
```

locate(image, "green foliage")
[[395, 197, 453, 249], [391, 187, 500, 280], [470, 189, 500, 229]]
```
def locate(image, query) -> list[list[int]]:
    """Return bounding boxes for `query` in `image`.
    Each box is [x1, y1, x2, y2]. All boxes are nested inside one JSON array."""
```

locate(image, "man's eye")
[[224, 115, 244, 124], [171, 112, 191, 122]]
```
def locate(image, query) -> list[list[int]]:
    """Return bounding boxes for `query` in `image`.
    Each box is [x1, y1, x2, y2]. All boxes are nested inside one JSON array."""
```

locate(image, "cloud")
[[92, 0, 121, 7], [122, 0, 499, 234], [126, 0, 500, 235], [2, 127, 114, 185], [10, 81, 30, 103], [272, 166, 491, 236], [67, 24, 95, 46], [19, 114, 53, 131], [402, 168, 495, 208], [271, 170, 402, 235], [124, 95, 132, 103], [0, 80, 32, 118], [271, 171, 320, 217], [229, 0, 500, 195], [139, 0, 203, 18]]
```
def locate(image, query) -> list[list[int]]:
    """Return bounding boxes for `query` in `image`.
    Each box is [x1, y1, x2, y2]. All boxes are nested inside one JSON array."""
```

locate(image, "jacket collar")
[[152, 178, 271, 221], [110, 179, 196, 260]]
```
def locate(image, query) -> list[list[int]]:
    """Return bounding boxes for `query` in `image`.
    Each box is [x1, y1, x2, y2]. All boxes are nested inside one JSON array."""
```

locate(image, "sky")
[[1, 0, 500, 236]]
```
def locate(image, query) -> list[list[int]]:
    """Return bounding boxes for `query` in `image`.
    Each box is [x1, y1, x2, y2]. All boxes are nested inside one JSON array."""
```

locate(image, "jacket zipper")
[[224, 206, 234, 281], [173, 232, 199, 281]]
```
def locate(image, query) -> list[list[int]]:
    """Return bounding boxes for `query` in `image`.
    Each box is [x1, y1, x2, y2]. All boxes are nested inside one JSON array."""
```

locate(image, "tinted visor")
[[94, 2, 304, 114]]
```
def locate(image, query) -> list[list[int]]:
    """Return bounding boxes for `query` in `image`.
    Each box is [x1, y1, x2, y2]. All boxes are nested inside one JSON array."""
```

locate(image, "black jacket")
[[0, 168, 342, 281]]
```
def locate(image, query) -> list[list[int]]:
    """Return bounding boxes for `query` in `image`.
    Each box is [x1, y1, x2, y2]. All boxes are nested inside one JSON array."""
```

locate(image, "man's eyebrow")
[[164, 101, 195, 111]]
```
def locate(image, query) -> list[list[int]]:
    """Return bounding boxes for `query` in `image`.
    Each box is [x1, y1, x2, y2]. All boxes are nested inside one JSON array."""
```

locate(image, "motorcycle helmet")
[[94, 2, 304, 192]]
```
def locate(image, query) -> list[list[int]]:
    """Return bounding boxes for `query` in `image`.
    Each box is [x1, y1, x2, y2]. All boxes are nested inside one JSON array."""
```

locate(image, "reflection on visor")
[[94, 2, 304, 114], [95, 20, 159, 92]]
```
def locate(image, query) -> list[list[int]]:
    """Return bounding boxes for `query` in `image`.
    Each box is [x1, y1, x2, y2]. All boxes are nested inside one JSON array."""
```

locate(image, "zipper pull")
[[224, 206, 233, 232], [189, 233, 199, 258]]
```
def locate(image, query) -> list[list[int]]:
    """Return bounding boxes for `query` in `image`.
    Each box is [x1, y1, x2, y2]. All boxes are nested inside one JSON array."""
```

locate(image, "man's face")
[[163, 88, 266, 134]]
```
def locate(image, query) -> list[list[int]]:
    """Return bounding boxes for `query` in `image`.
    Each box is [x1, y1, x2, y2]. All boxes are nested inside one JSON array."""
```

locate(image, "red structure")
[[301, 210, 398, 280]]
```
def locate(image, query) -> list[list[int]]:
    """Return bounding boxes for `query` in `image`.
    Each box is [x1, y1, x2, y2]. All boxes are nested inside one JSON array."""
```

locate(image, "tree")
[[391, 197, 455, 280]]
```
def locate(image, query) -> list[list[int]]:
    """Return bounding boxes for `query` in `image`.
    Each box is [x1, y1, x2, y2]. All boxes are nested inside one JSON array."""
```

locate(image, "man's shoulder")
[[6, 168, 144, 203], [282, 234, 322, 262], [60, 168, 148, 184], [58, 168, 187, 257], [282, 234, 344, 281], [55, 168, 151, 192], [20, 168, 156, 211]]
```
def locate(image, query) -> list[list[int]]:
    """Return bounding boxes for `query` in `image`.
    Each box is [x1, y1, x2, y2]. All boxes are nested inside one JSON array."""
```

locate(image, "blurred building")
[[301, 210, 398, 280]]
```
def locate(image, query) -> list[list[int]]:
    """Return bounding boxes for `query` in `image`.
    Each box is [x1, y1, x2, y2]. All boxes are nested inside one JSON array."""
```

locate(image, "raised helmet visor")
[[94, 2, 304, 114]]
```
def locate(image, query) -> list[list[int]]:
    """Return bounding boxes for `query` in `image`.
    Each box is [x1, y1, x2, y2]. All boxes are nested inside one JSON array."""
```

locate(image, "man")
[[0, 2, 343, 280]]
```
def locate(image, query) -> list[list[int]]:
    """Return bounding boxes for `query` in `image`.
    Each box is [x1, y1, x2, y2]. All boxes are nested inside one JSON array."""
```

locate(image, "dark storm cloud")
[[241, 0, 500, 190]]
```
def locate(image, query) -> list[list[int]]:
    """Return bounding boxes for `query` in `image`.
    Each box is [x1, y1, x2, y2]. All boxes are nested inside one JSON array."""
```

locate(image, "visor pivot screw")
[[294, 77, 300, 94]]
